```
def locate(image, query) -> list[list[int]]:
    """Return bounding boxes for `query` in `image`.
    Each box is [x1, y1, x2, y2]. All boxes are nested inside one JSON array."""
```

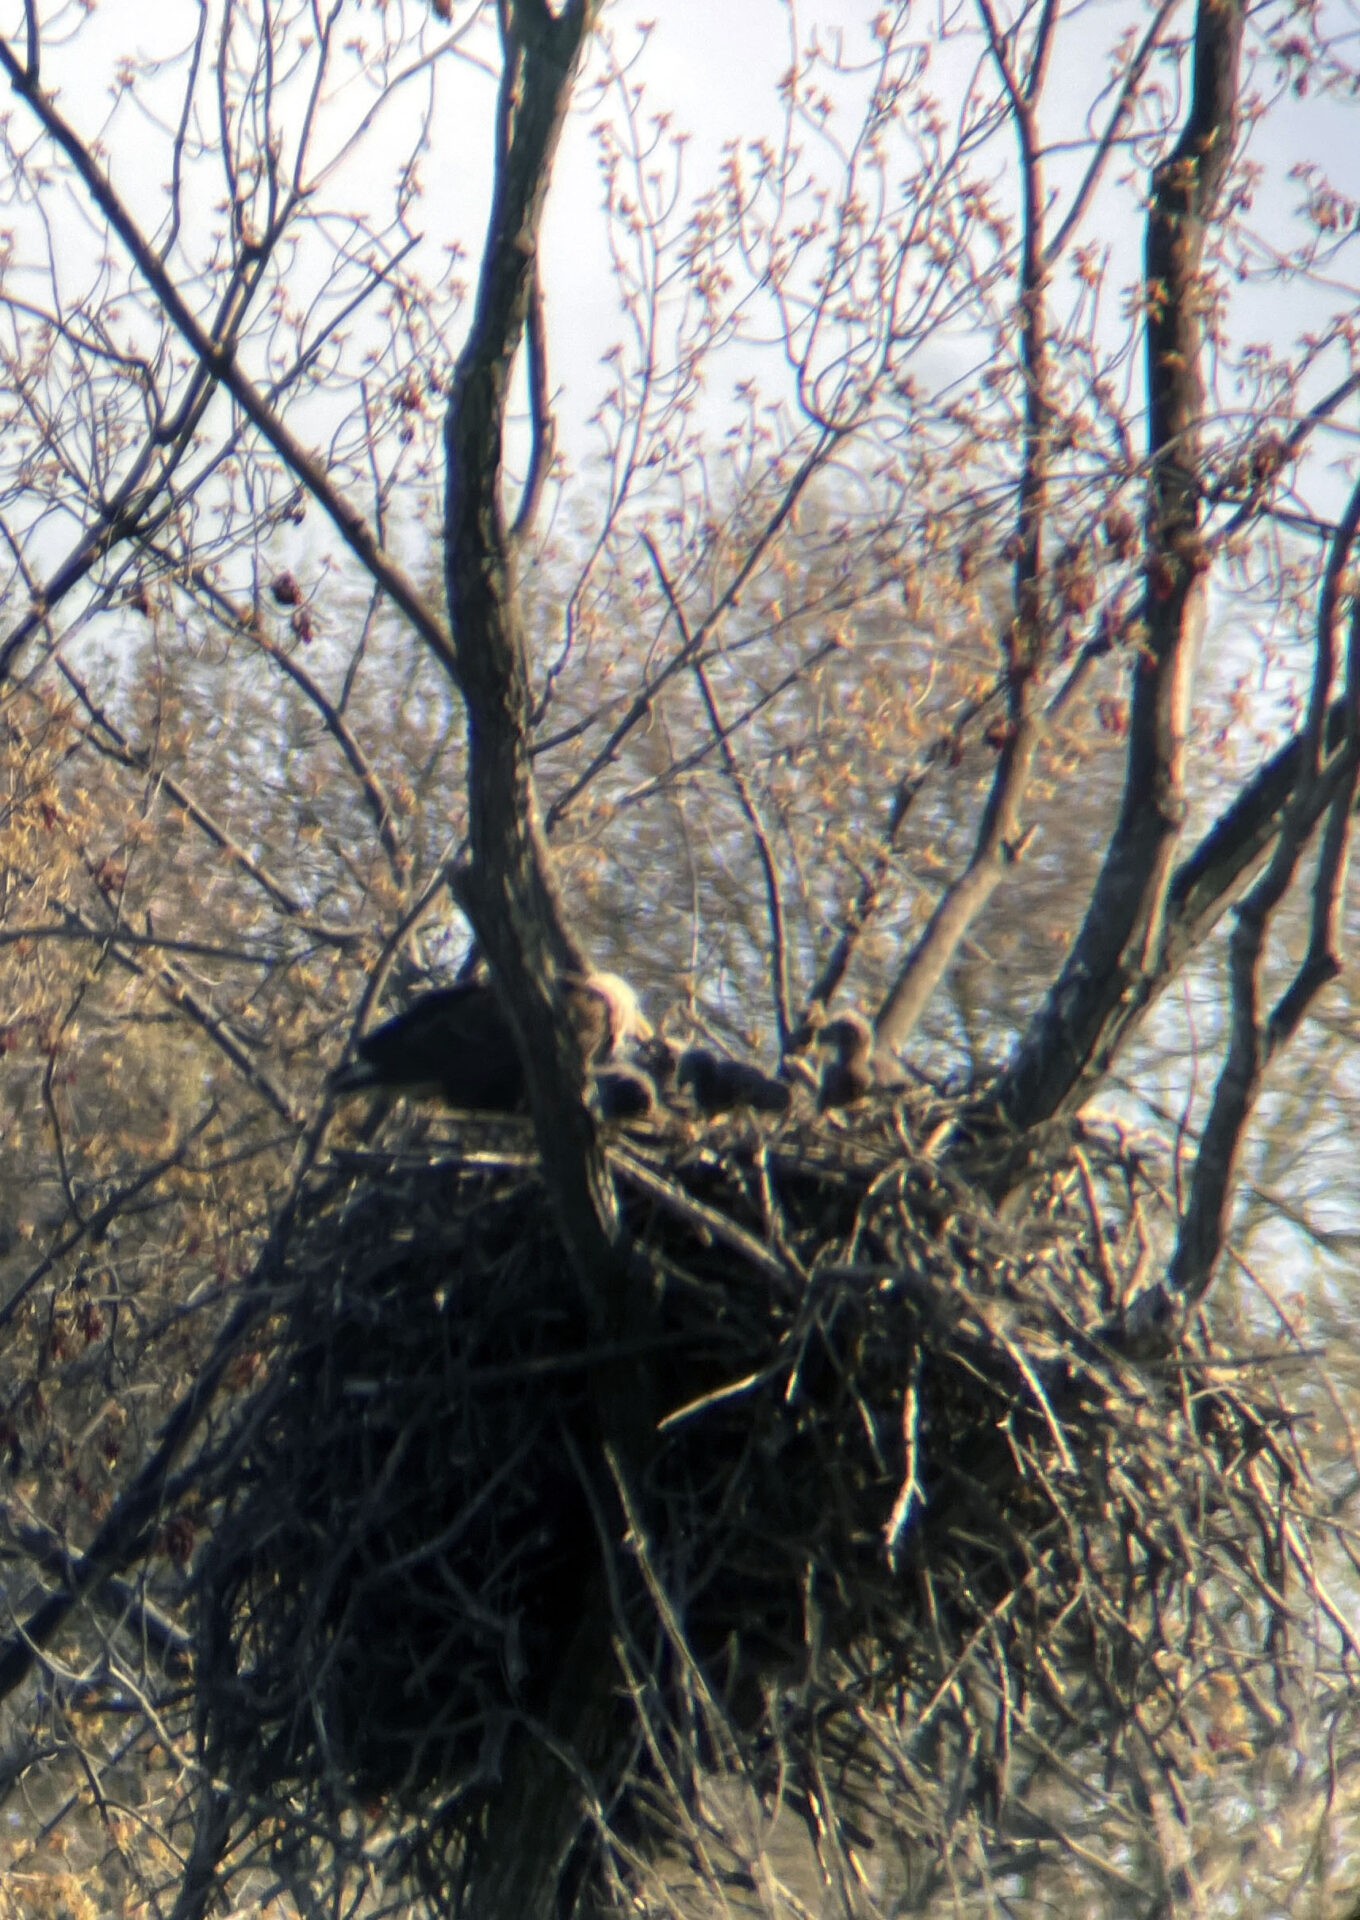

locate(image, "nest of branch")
[[193, 1098, 1308, 1903]]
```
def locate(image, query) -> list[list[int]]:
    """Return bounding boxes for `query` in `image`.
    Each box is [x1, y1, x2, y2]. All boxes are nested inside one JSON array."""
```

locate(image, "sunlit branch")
[[610, 635, 843, 819], [12, 1514, 192, 1666], [800, 588, 1128, 1027], [1206, 367, 1360, 554], [544, 429, 842, 832], [641, 530, 793, 1050], [54, 659, 312, 924], [510, 262, 557, 544], [0, 85, 421, 696], [1043, 0, 1180, 267], [1170, 473, 1360, 1303], [687, 660, 794, 1046], [0, 1106, 218, 1339], [183, 568, 409, 886], [47, 898, 300, 1124], [0, 925, 283, 964], [0, 36, 455, 683], [994, 0, 1247, 1134], [873, 0, 1051, 1055]]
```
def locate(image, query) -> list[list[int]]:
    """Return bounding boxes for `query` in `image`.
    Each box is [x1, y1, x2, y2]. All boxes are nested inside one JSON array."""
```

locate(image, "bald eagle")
[[676, 1048, 791, 1117], [329, 971, 650, 1113]]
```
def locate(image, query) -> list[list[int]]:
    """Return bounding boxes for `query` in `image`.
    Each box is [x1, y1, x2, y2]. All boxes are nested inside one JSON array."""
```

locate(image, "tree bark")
[[441, 12, 653, 1913], [996, 0, 1246, 1133], [876, 8, 1051, 1056], [442, 0, 625, 1334]]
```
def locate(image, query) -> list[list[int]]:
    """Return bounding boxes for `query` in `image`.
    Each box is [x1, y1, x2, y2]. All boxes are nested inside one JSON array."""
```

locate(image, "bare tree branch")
[[10, 891, 301, 1123], [543, 429, 843, 834], [1169, 474, 1360, 1302], [0, 1116, 330, 1707], [874, 0, 1051, 1054], [510, 261, 557, 544], [641, 531, 793, 1048], [995, 0, 1247, 1132], [0, 37, 455, 685], [442, 0, 629, 1335], [184, 567, 409, 888]]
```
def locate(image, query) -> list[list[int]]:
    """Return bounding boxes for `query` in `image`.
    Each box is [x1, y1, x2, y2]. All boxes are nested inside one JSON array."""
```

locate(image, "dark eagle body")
[[593, 1065, 658, 1120], [329, 973, 649, 1115], [329, 984, 525, 1111], [676, 1048, 791, 1117]]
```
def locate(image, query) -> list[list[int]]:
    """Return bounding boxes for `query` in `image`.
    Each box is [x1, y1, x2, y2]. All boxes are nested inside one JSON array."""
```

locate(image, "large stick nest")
[[192, 1096, 1309, 1903]]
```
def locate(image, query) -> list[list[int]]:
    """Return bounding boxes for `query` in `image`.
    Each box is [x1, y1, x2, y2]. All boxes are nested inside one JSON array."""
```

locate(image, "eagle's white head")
[[585, 971, 653, 1055]]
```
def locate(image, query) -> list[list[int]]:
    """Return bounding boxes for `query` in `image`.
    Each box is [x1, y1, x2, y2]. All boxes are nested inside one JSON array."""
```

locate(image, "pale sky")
[[1, 0, 1357, 592]]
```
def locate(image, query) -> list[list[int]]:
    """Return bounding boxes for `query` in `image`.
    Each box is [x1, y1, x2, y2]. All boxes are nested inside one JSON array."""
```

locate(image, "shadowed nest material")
[[192, 1094, 1310, 1904]]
